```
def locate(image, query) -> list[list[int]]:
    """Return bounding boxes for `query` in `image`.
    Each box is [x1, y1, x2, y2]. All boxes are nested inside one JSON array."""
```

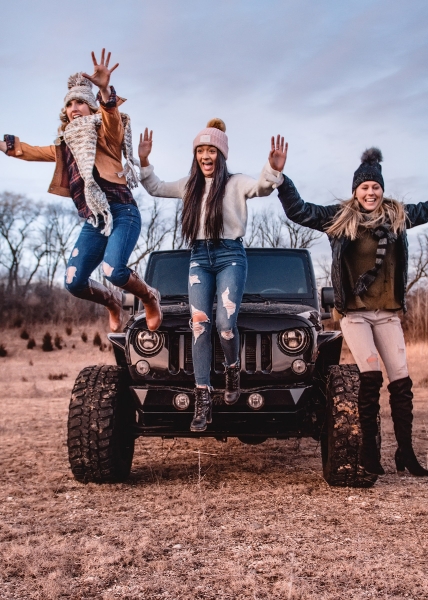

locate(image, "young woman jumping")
[[0, 49, 161, 332], [138, 120, 284, 432], [276, 145, 428, 477]]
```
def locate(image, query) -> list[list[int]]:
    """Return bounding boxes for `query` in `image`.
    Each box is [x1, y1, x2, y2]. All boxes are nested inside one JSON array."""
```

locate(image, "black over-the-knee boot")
[[388, 376, 428, 476], [358, 370, 385, 475]]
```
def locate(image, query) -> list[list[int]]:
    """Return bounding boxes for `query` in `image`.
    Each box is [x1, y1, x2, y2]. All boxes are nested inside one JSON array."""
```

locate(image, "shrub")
[[0, 344, 7, 357], [93, 332, 102, 347], [81, 332, 88, 343], [20, 329, 30, 340], [42, 332, 54, 352], [13, 317, 23, 328], [54, 333, 63, 350], [27, 338, 36, 350], [65, 326, 72, 336]]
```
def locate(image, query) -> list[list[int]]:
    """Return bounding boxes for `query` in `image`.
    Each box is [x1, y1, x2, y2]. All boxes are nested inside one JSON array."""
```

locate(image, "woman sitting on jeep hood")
[[0, 49, 161, 333], [277, 146, 428, 478], [138, 120, 286, 432]]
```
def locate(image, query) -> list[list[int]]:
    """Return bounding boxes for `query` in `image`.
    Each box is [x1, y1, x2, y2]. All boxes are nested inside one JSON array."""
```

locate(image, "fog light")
[[247, 393, 264, 410], [292, 359, 307, 374], [173, 393, 190, 410], [135, 360, 150, 375]]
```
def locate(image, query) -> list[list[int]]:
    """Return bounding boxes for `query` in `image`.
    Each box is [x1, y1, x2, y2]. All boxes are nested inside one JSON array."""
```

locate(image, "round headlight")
[[134, 330, 163, 357], [247, 393, 264, 410], [277, 329, 309, 355]]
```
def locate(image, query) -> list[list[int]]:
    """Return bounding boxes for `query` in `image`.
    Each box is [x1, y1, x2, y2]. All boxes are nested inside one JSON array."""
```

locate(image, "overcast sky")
[[1, 0, 428, 258]]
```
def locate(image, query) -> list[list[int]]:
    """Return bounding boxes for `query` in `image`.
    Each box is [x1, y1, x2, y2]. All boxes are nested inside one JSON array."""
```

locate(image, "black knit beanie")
[[352, 147, 384, 193]]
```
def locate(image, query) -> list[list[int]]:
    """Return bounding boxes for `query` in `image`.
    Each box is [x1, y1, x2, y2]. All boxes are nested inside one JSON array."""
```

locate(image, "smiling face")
[[354, 181, 384, 212], [65, 98, 91, 123], [196, 145, 218, 178]]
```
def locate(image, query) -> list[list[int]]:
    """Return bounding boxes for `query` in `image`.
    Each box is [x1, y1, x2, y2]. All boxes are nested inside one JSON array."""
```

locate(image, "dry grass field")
[[1, 325, 428, 599]]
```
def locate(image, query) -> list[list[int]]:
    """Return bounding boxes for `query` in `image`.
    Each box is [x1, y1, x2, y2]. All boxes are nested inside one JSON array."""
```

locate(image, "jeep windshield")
[[145, 248, 316, 302]]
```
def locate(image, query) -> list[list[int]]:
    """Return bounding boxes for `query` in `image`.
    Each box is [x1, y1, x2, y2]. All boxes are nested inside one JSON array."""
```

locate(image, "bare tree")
[[130, 195, 171, 270], [36, 202, 81, 288], [0, 191, 43, 291], [407, 233, 428, 293], [170, 199, 185, 250], [244, 207, 322, 249], [315, 254, 332, 287]]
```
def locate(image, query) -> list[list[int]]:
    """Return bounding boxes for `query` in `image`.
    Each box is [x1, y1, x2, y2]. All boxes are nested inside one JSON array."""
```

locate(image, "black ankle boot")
[[395, 447, 428, 476], [358, 370, 385, 475], [224, 362, 241, 405], [388, 376, 428, 476], [190, 388, 212, 432]]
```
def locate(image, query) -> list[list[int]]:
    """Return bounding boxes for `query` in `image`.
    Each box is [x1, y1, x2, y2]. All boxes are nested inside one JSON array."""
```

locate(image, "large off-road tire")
[[321, 364, 378, 488], [67, 365, 136, 484]]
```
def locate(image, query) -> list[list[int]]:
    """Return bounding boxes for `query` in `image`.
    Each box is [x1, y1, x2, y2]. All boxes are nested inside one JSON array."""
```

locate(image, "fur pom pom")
[[67, 72, 93, 91], [360, 147, 383, 165], [206, 118, 226, 132]]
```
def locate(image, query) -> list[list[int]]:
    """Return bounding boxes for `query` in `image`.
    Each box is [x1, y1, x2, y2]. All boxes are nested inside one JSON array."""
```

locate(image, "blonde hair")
[[325, 196, 407, 240]]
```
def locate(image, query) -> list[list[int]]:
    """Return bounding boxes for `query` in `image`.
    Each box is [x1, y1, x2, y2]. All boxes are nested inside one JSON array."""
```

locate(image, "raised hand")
[[82, 48, 119, 97], [269, 135, 288, 172], [138, 128, 153, 167]]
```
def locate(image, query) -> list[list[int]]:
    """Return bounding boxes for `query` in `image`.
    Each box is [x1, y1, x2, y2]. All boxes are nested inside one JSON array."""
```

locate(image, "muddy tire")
[[321, 364, 378, 488], [67, 365, 136, 484]]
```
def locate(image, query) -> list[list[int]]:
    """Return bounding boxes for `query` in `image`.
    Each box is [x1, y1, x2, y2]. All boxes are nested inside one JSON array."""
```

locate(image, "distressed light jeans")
[[189, 239, 248, 387], [65, 203, 141, 294], [340, 310, 408, 383]]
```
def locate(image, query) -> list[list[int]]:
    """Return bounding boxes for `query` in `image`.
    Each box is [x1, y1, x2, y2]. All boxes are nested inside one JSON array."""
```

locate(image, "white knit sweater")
[[139, 162, 284, 240]]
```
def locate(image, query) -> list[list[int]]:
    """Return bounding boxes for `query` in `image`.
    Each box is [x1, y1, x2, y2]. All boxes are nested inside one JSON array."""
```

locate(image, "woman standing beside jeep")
[[138, 121, 284, 432], [277, 146, 428, 477]]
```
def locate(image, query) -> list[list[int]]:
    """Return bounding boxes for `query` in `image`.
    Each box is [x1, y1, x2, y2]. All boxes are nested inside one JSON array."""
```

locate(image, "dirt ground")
[[0, 325, 427, 600]]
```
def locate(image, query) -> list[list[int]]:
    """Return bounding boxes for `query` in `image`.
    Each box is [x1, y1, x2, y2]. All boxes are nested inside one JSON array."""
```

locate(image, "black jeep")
[[67, 248, 378, 488]]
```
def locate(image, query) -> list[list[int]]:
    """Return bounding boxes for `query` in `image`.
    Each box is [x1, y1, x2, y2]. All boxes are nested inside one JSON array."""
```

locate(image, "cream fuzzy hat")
[[193, 118, 228, 159], [60, 73, 98, 123]]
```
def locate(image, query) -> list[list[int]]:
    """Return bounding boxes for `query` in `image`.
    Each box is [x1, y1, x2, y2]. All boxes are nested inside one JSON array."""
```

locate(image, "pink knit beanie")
[[193, 118, 228, 159]]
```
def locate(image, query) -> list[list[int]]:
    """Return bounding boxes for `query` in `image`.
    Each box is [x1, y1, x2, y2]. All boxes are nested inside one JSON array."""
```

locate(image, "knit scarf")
[[63, 112, 139, 236], [352, 223, 398, 296]]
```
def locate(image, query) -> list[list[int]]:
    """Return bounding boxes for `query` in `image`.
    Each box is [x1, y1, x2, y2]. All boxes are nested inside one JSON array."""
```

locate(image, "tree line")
[[1, 190, 428, 339]]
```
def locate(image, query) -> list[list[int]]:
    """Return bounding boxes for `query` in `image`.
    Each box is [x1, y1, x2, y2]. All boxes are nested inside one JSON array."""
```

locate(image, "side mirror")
[[321, 287, 335, 320], [122, 292, 139, 315]]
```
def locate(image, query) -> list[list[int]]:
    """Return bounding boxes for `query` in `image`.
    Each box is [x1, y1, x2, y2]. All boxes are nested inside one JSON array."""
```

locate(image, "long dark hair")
[[181, 151, 231, 245]]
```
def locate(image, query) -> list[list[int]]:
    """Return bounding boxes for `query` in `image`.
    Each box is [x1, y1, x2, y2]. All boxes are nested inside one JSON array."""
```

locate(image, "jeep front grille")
[[167, 332, 272, 374]]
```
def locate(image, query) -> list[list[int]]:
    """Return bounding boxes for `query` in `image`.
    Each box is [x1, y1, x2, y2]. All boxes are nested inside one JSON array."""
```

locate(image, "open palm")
[[82, 48, 119, 91], [269, 135, 288, 172]]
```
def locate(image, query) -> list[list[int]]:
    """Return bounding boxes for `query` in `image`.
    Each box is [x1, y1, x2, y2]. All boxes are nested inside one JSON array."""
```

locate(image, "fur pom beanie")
[[352, 147, 384, 192], [60, 73, 98, 123], [193, 118, 228, 159]]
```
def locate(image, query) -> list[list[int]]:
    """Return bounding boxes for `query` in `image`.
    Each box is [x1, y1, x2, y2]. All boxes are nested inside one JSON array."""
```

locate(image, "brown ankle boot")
[[76, 280, 123, 332], [121, 271, 162, 331]]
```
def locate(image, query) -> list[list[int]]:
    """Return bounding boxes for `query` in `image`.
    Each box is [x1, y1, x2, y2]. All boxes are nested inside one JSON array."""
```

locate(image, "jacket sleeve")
[[404, 201, 428, 228], [139, 164, 188, 199], [5, 135, 56, 162], [277, 175, 339, 232], [97, 88, 125, 149], [242, 162, 284, 199]]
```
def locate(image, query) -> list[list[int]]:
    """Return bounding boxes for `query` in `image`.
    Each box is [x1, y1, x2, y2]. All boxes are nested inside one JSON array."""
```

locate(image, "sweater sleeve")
[[3, 135, 56, 162], [277, 175, 339, 233], [139, 164, 188, 199], [241, 162, 284, 199]]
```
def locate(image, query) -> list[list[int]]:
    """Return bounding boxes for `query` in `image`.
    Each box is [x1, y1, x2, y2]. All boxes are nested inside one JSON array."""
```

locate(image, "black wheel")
[[67, 365, 136, 484], [321, 364, 378, 488]]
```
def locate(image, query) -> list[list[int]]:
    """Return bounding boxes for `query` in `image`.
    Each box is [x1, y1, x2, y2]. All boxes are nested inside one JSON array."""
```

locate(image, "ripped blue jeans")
[[65, 203, 141, 294], [189, 239, 248, 387]]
